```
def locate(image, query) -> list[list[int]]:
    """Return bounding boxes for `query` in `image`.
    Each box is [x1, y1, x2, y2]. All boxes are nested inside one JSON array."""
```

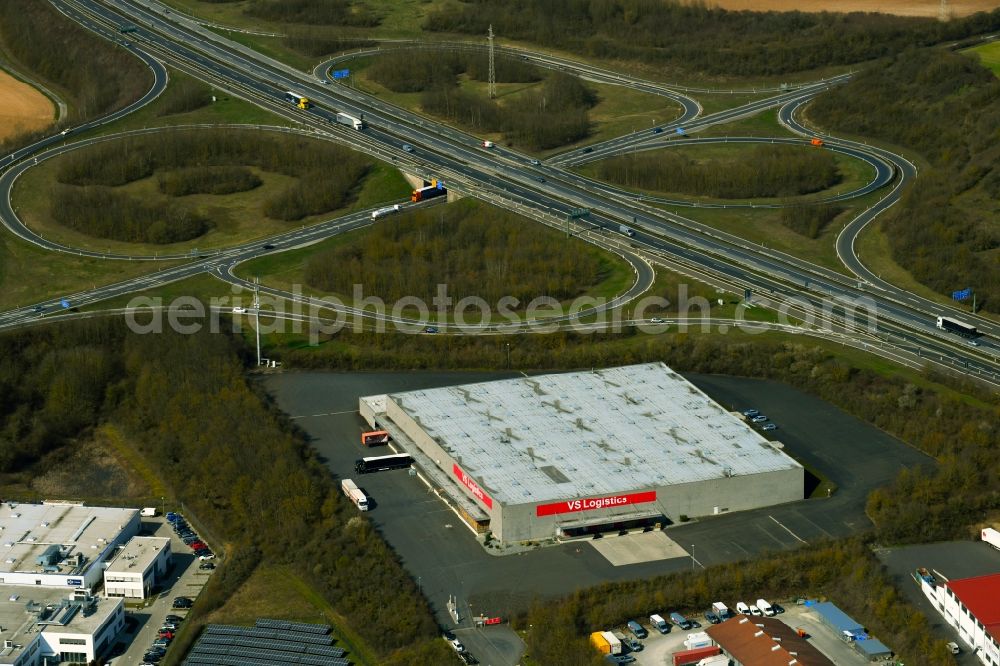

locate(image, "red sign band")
[[452, 464, 494, 509], [536, 490, 656, 517]]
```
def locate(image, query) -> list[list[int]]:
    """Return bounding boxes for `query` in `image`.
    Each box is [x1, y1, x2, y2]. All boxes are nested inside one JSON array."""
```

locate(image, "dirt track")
[[708, 0, 998, 18], [0, 69, 53, 142]]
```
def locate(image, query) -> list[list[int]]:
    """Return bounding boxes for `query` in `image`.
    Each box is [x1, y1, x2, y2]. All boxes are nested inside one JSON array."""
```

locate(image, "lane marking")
[[769, 515, 808, 544]]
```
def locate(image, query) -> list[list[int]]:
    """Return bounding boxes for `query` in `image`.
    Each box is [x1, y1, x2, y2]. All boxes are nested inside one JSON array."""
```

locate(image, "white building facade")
[[922, 572, 1000, 665], [103, 537, 172, 600]]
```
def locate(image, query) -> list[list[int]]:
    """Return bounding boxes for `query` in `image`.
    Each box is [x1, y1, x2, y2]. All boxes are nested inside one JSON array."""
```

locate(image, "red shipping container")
[[672, 645, 721, 666]]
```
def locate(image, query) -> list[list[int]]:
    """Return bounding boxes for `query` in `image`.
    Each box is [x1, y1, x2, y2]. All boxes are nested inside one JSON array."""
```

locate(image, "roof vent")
[[754, 630, 764, 637], [772, 644, 781, 651]]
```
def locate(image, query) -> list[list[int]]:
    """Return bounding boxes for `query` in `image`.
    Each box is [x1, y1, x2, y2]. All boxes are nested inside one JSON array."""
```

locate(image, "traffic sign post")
[[332, 69, 350, 80]]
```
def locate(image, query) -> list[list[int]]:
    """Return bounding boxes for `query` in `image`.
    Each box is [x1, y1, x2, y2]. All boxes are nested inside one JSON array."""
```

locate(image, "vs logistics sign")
[[452, 464, 493, 509], [535, 490, 656, 517]]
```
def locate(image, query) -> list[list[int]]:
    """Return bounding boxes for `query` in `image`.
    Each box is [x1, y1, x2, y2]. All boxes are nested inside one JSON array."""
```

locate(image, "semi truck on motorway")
[[341, 478, 369, 510], [336, 112, 365, 130], [284, 91, 310, 109], [936, 316, 977, 337], [983, 527, 1000, 550], [411, 181, 447, 202]]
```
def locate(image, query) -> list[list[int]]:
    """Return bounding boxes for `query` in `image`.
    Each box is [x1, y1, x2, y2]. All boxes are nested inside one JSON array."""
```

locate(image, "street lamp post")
[[506, 343, 511, 369], [161, 496, 165, 517], [691, 544, 696, 570]]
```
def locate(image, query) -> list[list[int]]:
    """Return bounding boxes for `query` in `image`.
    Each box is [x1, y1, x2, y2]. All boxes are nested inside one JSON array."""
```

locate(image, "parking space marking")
[[769, 515, 808, 544], [289, 409, 358, 419]]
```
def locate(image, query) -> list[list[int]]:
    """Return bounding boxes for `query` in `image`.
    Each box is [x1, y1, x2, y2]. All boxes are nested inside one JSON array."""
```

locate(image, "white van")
[[736, 601, 750, 615], [749, 605, 763, 617], [756, 599, 775, 616], [140, 507, 157, 517]]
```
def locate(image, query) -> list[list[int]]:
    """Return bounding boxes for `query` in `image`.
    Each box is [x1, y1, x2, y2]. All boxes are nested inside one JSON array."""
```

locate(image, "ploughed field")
[[708, 0, 996, 17]]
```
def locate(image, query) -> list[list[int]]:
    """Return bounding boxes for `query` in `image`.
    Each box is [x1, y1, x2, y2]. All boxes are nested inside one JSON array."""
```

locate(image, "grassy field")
[[0, 232, 185, 311], [673, 201, 865, 275], [96, 68, 292, 134], [698, 107, 794, 137], [202, 565, 379, 666], [966, 40, 1000, 77], [579, 141, 876, 206], [12, 151, 411, 257]]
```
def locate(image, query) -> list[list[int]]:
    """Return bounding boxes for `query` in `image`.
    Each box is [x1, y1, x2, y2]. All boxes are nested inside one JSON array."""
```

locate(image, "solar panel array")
[[182, 619, 349, 666]]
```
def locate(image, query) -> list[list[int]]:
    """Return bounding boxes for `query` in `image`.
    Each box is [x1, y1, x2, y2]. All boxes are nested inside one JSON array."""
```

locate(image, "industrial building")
[[103, 536, 172, 600], [705, 615, 833, 666], [923, 572, 1000, 665], [0, 502, 139, 590], [806, 601, 892, 661], [0, 587, 125, 666], [359, 363, 804, 543]]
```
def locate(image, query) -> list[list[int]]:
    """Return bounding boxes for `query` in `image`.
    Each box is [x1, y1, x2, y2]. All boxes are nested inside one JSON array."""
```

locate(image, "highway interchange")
[[0, 0, 998, 390]]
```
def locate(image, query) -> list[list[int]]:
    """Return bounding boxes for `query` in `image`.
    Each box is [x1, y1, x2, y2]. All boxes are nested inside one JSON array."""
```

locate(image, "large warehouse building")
[[359, 363, 803, 543]]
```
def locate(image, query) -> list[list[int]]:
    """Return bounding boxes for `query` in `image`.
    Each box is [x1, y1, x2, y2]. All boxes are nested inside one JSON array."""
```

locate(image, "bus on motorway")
[[284, 91, 310, 109], [355, 453, 413, 474]]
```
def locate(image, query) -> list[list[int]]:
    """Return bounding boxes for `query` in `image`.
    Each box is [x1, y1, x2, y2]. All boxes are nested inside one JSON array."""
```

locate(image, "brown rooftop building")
[[705, 615, 834, 666]]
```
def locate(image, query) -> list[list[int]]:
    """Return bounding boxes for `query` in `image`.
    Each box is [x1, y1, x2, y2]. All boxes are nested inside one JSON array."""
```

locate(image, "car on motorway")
[[262, 243, 275, 250], [582, 147, 593, 153], [401, 143, 414, 153], [967, 338, 980, 346], [751, 415, 768, 423], [649, 317, 664, 324], [762, 423, 778, 432], [232, 306, 247, 314], [536, 176, 545, 182], [529, 159, 541, 165], [652, 127, 662, 133], [424, 326, 439, 334]]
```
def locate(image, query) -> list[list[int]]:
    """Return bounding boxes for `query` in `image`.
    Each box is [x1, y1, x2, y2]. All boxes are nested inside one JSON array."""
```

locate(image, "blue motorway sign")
[[952, 287, 971, 301], [332, 69, 350, 79]]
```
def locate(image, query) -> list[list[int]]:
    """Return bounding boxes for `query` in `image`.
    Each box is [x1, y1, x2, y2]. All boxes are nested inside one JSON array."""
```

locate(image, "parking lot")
[[108, 515, 216, 665], [263, 370, 935, 666]]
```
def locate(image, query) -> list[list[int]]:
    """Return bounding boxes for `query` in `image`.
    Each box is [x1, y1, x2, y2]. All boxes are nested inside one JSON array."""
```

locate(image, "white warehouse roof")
[[0, 502, 138, 575], [104, 537, 170, 574], [387, 362, 800, 506]]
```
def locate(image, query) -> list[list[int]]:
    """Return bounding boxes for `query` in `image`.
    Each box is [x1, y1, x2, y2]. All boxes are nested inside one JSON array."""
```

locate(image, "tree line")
[[423, 0, 1000, 78], [593, 145, 841, 199], [48, 129, 372, 243], [304, 199, 615, 304], [244, 0, 380, 27], [0, 0, 150, 149], [367, 49, 594, 149], [809, 48, 1000, 311], [0, 320, 447, 662]]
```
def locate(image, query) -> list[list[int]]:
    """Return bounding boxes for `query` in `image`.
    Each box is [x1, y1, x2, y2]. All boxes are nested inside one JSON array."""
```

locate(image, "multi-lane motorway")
[[0, 0, 997, 388]]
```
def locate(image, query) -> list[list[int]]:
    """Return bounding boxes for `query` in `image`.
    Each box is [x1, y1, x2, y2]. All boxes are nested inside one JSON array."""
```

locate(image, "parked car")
[[165, 615, 184, 623], [742, 409, 759, 417], [751, 415, 768, 423], [157, 630, 174, 639], [199, 553, 215, 561], [165, 512, 179, 522], [160, 623, 178, 632], [704, 611, 721, 624], [199, 562, 216, 570], [172, 597, 192, 609], [442, 633, 465, 653], [623, 636, 642, 652], [762, 423, 778, 432]]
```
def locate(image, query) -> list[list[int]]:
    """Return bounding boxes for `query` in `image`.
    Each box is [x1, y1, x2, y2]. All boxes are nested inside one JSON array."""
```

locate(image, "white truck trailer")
[[983, 527, 1000, 550], [341, 478, 369, 510], [335, 112, 365, 130]]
